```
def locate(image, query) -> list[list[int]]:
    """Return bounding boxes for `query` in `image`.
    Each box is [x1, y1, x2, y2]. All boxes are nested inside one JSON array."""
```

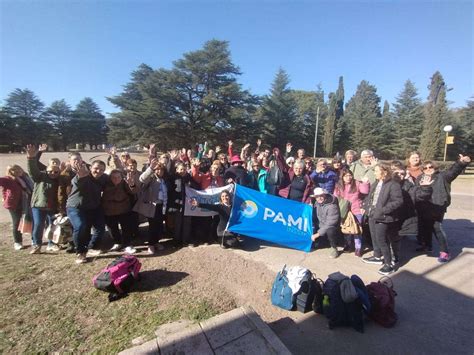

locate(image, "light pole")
[[443, 125, 453, 161]]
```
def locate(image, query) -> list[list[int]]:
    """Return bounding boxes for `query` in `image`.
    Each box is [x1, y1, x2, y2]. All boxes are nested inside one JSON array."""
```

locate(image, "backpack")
[[271, 265, 295, 310], [311, 277, 325, 314], [295, 273, 323, 313], [93, 255, 142, 302], [323, 275, 365, 333], [366, 277, 398, 328]]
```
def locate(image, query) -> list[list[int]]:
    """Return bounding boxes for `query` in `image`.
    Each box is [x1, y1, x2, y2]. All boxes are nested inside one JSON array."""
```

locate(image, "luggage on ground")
[[366, 276, 398, 327], [93, 255, 142, 302]]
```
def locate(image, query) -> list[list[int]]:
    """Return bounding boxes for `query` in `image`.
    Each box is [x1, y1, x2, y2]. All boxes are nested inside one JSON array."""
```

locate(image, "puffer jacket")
[[364, 178, 403, 223], [313, 194, 341, 236], [416, 160, 469, 219], [27, 158, 59, 210]]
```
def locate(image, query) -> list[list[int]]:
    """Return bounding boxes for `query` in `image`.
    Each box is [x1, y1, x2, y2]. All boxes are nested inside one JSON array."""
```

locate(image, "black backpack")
[[294, 274, 322, 313]]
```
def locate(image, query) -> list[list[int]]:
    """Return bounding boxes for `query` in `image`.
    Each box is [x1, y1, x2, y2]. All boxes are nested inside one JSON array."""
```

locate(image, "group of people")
[[0, 140, 470, 274]]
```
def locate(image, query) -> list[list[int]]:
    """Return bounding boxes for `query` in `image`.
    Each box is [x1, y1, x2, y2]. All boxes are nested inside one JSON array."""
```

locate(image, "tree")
[[323, 92, 337, 156], [344, 80, 383, 153], [334, 76, 349, 155], [44, 99, 73, 150], [71, 98, 106, 149], [108, 41, 256, 149], [450, 98, 474, 159], [290, 86, 325, 156], [419, 71, 448, 160], [259, 68, 299, 148], [392, 80, 424, 158], [3, 88, 45, 118], [378, 100, 396, 159]]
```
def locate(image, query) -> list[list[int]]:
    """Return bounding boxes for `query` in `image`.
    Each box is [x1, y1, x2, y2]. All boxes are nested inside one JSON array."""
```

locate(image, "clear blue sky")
[[1, 0, 472, 116]]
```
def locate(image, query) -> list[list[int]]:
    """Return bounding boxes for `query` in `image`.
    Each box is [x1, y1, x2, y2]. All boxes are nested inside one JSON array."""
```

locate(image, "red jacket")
[[0, 177, 23, 210], [191, 166, 224, 190]]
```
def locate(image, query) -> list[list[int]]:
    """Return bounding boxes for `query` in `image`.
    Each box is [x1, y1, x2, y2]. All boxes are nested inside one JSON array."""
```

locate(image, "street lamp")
[[443, 125, 453, 161]]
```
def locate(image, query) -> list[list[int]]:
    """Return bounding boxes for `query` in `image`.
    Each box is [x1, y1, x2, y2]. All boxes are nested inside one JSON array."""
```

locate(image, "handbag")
[[271, 265, 295, 310], [341, 211, 363, 235]]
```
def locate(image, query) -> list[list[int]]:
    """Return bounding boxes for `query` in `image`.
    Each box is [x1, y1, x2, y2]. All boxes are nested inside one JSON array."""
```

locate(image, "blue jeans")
[[31, 208, 55, 247], [67, 207, 105, 254]]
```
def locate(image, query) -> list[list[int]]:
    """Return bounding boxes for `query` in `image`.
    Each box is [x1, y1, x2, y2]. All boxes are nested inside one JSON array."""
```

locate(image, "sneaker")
[[87, 249, 102, 256], [13, 243, 23, 251], [342, 244, 352, 253], [437, 252, 450, 263], [30, 245, 41, 254], [354, 249, 362, 257], [75, 253, 87, 264], [155, 243, 164, 251], [362, 256, 384, 265], [109, 244, 121, 252], [378, 264, 395, 275], [46, 244, 60, 252], [124, 246, 137, 254], [391, 258, 399, 267], [147, 246, 156, 255], [329, 247, 339, 259], [66, 243, 76, 254]]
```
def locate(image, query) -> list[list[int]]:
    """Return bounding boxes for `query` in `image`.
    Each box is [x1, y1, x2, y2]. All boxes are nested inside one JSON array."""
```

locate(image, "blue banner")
[[227, 184, 313, 252]]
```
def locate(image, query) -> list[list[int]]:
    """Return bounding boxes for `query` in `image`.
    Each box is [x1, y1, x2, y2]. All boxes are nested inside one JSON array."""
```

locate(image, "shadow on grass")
[[135, 269, 189, 292]]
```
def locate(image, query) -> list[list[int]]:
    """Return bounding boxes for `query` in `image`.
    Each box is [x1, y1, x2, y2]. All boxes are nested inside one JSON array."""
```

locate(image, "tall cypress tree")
[[392, 80, 424, 158], [419, 71, 448, 160], [323, 92, 337, 156], [378, 100, 396, 158]]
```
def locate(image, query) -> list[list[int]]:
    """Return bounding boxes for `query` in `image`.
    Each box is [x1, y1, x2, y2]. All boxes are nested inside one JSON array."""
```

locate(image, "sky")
[[1, 0, 472, 117]]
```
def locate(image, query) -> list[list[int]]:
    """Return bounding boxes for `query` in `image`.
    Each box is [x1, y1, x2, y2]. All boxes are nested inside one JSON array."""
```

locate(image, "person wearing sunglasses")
[[415, 154, 471, 262], [25, 144, 61, 254]]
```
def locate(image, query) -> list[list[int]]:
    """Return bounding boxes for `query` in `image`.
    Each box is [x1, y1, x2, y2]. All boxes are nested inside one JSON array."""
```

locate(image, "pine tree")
[[334, 76, 348, 155], [323, 92, 337, 156], [259, 68, 298, 148], [392, 80, 424, 158], [3, 88, 45, 118], [450, 98, 474, 158], [344, 80, 382, 153], [71, 98, 106, 149], [378, 100, 396, 159], [419, 72, 448, 160], [44, 99, 73, 150]]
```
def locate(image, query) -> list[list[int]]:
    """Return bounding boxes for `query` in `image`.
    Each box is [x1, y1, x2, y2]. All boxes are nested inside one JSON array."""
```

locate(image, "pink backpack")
[[93, 255, 141, 300]]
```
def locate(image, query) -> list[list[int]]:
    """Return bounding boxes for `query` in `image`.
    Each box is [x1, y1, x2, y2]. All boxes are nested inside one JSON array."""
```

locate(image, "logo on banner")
[[241, 200, 258, 218]]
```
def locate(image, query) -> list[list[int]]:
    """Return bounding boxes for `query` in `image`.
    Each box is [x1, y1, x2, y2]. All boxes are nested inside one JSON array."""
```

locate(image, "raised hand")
[[215, 145, 222, 153], [25, 144, 37, 158], [286, 142, 292, 153], [419, 175, 433, 186], [191, 158, 201, 167], [38, 143, 48, 152], [149, 144, 157, 157], [370, 156, 378, 166], [228, 140, 233, 147], [149, 158, 159, 170], [459, 154, 471, 163], [242, 143, 251, 151], [257, 139, 262, 147]]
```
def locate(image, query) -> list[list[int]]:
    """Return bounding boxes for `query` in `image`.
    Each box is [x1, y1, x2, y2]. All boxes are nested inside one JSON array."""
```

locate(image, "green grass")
[[0, 231, 228, 353]]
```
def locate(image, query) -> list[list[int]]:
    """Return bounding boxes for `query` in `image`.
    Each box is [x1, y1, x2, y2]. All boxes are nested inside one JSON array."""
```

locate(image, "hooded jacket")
[[313, 194, 341, 236]]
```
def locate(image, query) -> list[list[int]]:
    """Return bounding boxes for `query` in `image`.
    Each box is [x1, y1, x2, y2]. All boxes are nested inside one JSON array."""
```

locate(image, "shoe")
[[46, 244, 60, 252], [147, 246, 156, 255], [87, 249, 102, 256], [30, 245, 41, 254], [342, 244, 352, 253], [14, 243, 23, 251], [154, 243, 164, 251], [355, 249, 362, 257], [75, 253, 87, 264], [362, 256, 384, 265], [329, 247, 339, 259], [437, 252, 450, 263], [124, 246, 137, 254], [378, 264, 395, 275], [391, 258, 399, 267], [109, 244, 121, 252], [66, 243, 76, 253]]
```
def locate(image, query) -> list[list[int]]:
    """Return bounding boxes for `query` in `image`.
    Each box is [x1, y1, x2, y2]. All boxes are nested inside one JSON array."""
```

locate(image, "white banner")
[[184, 184, 234, 217]]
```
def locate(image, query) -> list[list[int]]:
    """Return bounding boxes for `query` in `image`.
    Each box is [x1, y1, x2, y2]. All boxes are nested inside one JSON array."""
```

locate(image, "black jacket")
[[364, 178, 403, 223], [199, 203, 231, 236], [416, 160, 468, 219], [223, 165, 249, 186], [398, 179, 432, 236]]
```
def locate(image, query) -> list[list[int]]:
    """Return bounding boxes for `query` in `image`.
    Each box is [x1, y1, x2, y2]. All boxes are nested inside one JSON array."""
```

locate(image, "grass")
[[0, 224, 227, 353]]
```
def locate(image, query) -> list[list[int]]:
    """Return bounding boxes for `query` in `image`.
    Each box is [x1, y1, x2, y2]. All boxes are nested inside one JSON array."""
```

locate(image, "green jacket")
[[27, 158, 59, 211], [350, 161, 376, 184]]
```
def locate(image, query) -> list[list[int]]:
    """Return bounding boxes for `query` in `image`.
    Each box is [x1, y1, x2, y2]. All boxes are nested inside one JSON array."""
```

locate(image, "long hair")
[[335, 168, 357, 194]]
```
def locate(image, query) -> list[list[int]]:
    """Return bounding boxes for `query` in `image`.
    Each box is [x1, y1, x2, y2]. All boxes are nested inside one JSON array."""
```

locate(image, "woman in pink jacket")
[[333, 169, 369, 256]]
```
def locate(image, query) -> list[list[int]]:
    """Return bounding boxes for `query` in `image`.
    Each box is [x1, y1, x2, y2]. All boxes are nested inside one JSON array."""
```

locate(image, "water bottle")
[[322, 295, 330, 314]]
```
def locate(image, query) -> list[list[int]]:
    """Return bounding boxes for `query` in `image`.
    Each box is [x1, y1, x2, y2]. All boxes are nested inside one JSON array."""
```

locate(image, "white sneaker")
[[109, 244, 121, 252], [75, 253, 87, 264], [46, 244, 60, 252], [147, 246, 156, 255], [87, 249, 102, 256], [14, 243, 23, 251], [30, 245, 41, 254], [155, 243, 164, 251], [124, 246, 137, 254]]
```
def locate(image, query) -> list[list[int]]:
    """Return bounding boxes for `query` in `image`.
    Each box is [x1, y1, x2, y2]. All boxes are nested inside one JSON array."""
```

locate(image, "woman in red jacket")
[[0, 164, 34, 250]]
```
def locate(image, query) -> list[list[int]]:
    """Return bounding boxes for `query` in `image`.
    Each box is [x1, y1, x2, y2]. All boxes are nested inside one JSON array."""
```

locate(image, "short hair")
[[317, 158, 327, 164], [6, 164, 23, 177], [109, 169, 123, 177], [126, 158, 137, 165], [345, 150, 357, 157], [91, 160, 106, 168], [293, 160, 305, 169], [361, 150, 374, 157], [391, 160, 405, 170], [422, 160, 438, 170]]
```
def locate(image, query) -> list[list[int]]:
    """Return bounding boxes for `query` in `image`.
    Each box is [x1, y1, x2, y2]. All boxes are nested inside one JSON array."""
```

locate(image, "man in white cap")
[[311, 187, 341, 258]]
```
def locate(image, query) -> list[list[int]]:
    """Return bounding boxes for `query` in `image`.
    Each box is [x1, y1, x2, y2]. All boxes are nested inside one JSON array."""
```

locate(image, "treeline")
[[2, 39, 473, 159], [0, 92, 107, 152]]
